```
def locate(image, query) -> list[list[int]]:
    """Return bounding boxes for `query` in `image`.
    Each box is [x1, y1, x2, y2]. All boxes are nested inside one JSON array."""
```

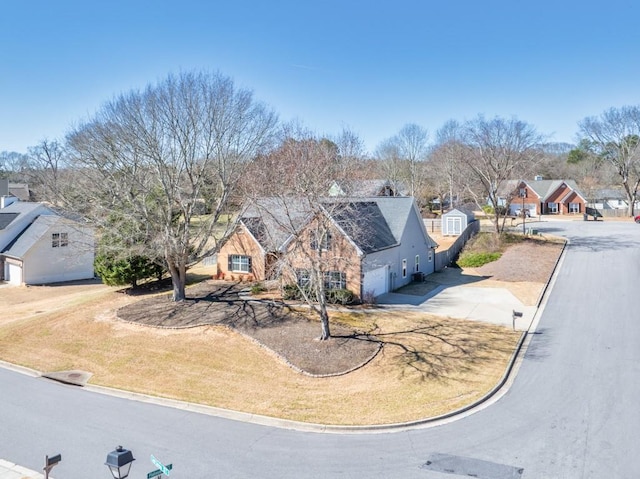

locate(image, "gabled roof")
[[240, 197, 312, 252], [240, 196, 436, 254], [442, 207, 475, 220], [594, 188, 625, 200], [9, 183, 30, 201], [3, 215, 62, 258], [527, 179, 585, 202], [324, 201, 398, 254], [499, 179, 586, 202], [328, 179, 408, 197]]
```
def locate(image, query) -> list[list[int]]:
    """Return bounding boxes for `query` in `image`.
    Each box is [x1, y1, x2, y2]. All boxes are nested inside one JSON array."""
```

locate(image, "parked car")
[[635, 215, 640, 223]]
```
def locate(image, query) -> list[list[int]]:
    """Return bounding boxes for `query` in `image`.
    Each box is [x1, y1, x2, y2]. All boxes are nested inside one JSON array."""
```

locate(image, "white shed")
[[441, 208, 476, 236]]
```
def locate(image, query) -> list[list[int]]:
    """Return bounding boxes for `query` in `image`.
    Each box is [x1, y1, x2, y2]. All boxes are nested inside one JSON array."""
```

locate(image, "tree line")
[[1, 69, 639, 307]]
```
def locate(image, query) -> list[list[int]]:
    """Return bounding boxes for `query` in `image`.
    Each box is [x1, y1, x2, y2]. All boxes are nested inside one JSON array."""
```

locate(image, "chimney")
[[1, 196, 18, 208]]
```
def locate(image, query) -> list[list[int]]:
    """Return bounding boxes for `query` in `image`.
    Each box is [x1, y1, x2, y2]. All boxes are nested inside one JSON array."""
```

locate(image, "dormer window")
[[311, 230, 332, 251]]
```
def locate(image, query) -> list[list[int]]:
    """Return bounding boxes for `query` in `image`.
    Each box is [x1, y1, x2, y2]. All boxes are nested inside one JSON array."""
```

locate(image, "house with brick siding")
[[217, 196, 437, 300], [500, 178, 587, 216]]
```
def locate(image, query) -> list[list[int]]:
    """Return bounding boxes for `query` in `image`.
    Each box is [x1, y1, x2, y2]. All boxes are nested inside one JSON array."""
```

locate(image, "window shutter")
[[248, 256, 252, 271], [228, 255, 232, 270]]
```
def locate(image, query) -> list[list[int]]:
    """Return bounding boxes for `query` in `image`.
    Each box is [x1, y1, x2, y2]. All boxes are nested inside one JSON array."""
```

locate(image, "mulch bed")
[[117, 281, 381, 376], [474, 240, 565, 282]]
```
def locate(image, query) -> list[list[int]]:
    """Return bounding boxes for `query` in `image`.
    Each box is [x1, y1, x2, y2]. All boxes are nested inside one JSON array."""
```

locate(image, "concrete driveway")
[[376, 270, 537, 330]]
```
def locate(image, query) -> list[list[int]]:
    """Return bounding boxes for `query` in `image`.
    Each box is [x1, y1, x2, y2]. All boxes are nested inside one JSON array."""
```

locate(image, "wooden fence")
[[423, 218, 442, 234], [434, 220, 480, 271]]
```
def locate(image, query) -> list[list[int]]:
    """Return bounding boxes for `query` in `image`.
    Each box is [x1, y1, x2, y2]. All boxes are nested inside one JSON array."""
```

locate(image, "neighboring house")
[[328, 179, 408, 197], [441, 208, 476, 236], [592, 188, 640, 211], [0, 196, 94, 285], [499, 178, 587, 216], [218, 196, 438, 299], [0, 178, 31, 201]]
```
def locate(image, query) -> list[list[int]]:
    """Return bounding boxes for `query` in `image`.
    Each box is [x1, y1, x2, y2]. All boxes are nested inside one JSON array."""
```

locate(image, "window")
[[569, 203, 580, 213], [311, 230, 332, 251], [228, 255, 251, 273], [402, 259, 407, 278], [547, 202, 558, 214], [296, 269, 311, 287], [52, 232, 68, 248], [324, 271, 346, 290], [428, 250, 433, 262], [297, 270, 346, 290], [415, 255, 420, 272]]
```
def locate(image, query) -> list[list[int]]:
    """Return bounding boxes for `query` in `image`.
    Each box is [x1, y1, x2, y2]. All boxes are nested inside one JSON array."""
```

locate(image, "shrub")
[[326, 289, 355, 305], [457, 252, 502, 267], [362, 290, 377, 305], [250, 283, 266, 295], [282, 284, 302, 300], [281, 285, 355, 304]]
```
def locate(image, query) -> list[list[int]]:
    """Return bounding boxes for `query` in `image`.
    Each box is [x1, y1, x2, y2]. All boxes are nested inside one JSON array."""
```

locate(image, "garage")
[[510, 203, 537, 217], [6, 260, 23, 285], [362, 265, 388, 297]]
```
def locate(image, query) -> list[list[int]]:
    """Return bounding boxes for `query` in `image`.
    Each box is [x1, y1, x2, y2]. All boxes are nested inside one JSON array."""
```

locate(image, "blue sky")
[[2, 1, 639, 155]]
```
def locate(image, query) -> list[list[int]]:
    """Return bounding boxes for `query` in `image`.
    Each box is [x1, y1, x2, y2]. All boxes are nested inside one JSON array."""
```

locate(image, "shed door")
[[363, 266, 388, 297], [446, 216, 462, 235]]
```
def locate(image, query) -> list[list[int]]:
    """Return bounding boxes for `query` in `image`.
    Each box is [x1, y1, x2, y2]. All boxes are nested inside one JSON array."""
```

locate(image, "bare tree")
[[25, 139, 69, 205], [243, 131, 367, 340], [376, 123, 430, 200], [579, 106, 640, 216], [459, 115, 545, 233], [428, 120, 465, 212], [375, 139, 405, 194], [0, 150, 29, 181], [67, 71, 278, 301]]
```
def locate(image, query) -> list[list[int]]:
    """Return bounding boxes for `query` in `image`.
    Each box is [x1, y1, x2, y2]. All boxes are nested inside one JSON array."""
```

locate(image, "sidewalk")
[[0, 459, 46, 479]]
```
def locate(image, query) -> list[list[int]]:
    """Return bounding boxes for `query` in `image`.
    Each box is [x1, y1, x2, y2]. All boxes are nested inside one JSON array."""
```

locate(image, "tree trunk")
[[319, 303, 331, 340], [168, 262, 186, 302], [317, 284, 331, 340]]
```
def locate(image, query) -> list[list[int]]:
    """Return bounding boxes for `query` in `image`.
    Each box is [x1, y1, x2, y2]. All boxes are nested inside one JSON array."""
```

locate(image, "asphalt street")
[[1, 220, 638, 478]]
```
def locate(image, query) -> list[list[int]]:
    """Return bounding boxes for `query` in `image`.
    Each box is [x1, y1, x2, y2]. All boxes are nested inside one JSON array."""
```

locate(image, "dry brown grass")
[[0, 281, 520, 425]]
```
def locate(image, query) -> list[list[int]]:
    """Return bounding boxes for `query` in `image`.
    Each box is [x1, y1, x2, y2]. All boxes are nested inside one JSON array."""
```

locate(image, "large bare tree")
[[428, 120, 465, 212], [25, 139, 69, 205], [67, 71, 278, 301], [459, 115, 544, 232], [243, 130, 366, 340], [579, 105, 640, 216], [376, 123, 430, 200]]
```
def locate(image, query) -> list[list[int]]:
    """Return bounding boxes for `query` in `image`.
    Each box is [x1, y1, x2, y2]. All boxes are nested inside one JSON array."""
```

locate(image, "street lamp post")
[[105, 446, 135, 479], [520, 188, 526, 235]]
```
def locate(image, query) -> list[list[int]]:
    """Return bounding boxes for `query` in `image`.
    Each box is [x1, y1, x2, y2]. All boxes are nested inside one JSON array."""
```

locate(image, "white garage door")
[[7, 263, 22, 285], [510, 203, 537, 217], [363, 266, 388, 297]]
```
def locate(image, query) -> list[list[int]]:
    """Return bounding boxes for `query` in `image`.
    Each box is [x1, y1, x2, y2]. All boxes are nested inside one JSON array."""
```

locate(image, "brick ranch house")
[[500, 178, 587, 216], [217, 196, 438, 300]]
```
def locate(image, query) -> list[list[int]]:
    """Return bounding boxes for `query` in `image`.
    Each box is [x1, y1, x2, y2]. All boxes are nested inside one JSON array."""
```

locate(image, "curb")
[[0, 247, 566, 434]]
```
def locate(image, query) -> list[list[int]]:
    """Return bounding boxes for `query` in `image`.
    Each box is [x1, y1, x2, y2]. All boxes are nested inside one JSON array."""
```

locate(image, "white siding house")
[[0, 197, 94, 285]]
